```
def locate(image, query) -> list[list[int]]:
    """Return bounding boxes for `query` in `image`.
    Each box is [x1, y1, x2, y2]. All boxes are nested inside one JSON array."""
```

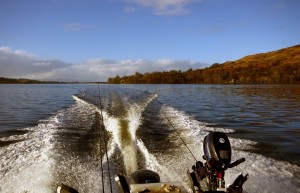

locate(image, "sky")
[[0, 0, 299, 81]]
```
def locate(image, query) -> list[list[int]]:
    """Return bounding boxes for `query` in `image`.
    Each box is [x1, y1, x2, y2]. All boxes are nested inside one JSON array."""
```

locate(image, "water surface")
[[0, 84, 299, 193]]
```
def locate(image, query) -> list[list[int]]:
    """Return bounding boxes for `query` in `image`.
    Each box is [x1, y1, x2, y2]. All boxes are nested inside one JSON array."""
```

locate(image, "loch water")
[[0, 84, 299, 193]]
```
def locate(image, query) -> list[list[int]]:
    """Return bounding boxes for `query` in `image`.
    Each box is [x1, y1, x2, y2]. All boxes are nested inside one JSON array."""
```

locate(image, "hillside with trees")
[[108, 44, 300, 84]]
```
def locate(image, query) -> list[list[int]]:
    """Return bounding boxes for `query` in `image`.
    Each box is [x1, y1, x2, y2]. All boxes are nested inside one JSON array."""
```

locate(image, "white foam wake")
[[94, 94, 158, 175], [0, 116, 59, 193], [136, 139, 178, 182]]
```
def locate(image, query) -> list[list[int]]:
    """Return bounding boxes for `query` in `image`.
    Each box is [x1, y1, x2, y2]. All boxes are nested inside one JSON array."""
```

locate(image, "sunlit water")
[[0, 84, 299, 193]]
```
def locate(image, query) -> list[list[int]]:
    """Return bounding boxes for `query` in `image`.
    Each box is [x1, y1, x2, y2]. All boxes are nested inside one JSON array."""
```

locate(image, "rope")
[[97, 84, 113, 193], [164, 111, 198, 162]]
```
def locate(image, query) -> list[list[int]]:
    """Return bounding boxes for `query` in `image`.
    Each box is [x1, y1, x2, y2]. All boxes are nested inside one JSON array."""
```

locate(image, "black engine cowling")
[[203, 132, 231, 170], [130, 170, 160, 184]]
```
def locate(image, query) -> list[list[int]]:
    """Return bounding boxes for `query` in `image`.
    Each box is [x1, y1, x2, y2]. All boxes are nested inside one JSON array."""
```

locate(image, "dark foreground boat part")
[[115, 174, 130, 193], [130, 170, 160, 184], [57, 183, 79, 193], [116, 170, 187, 193], [227, 173, 249, 193]]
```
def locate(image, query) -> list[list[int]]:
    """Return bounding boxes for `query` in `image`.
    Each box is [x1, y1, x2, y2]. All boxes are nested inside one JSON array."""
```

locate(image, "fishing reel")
[[188, 132, 248, 193]]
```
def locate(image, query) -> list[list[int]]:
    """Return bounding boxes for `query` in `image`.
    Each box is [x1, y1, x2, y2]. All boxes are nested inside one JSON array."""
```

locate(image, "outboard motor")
[[188, 132, 248, 193], [203, 132, 231, 170], [130, 170, 160, 184]]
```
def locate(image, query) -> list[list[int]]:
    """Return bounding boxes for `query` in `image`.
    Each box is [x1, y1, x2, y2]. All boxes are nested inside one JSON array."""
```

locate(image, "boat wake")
[[0, 87, 299, 193], [0, 113, 58, 193]]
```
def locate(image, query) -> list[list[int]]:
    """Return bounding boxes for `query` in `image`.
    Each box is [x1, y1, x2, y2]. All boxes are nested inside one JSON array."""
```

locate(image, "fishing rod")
[[97, 84, 113, 193], [163, 110, 198, 162], [97, 88, 105, 193]]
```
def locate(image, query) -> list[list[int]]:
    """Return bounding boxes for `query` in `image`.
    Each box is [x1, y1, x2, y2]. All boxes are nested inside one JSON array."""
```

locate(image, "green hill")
[[108, 45, 300, 84]]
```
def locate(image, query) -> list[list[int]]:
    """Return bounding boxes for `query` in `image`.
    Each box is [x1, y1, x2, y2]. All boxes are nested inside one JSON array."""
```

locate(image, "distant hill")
[[0, 77, 61, 84], [223, 44, 300, 69], [108, 45, 300, 84]]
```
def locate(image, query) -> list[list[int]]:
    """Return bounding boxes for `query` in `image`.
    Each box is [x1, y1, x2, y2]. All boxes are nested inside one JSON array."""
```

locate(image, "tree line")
[[108, 45, 300, 84], [0, 77, 61, 84], [107, 62, 300, 84]]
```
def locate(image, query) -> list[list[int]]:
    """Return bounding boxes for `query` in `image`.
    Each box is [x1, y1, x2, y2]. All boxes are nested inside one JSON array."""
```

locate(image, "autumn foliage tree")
[[108, 45, 300, 84]]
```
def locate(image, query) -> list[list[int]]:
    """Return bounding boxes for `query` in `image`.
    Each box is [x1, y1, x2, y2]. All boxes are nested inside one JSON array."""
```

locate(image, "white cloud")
[[0, 46, 11, 52], [85, 58, 118, 65], [129, 0, 200, 15], [0, 46, 36, 58], [0, 47, 206, 82], [79, 57, 205, 79], [34, 61, 52, 66], [0, 47, 71, 79]]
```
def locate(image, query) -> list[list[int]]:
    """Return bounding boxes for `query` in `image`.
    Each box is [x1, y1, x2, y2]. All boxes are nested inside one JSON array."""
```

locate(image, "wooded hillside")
[[108, 45, 300, 84]]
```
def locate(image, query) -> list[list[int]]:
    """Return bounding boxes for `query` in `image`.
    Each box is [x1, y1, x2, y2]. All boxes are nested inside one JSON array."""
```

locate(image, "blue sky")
[[0, 0, 299, 81]]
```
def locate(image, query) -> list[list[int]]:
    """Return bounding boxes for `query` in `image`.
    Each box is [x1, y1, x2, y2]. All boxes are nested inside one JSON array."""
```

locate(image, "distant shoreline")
[[1, 80, 299, 85], [0, 77, 107, 84]]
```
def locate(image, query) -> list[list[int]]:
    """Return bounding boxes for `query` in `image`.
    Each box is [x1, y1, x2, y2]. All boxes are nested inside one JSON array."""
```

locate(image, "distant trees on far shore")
[[108, 64, 300, 84], [108, 45, 300, 84], [0, 77, 61, 84]]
